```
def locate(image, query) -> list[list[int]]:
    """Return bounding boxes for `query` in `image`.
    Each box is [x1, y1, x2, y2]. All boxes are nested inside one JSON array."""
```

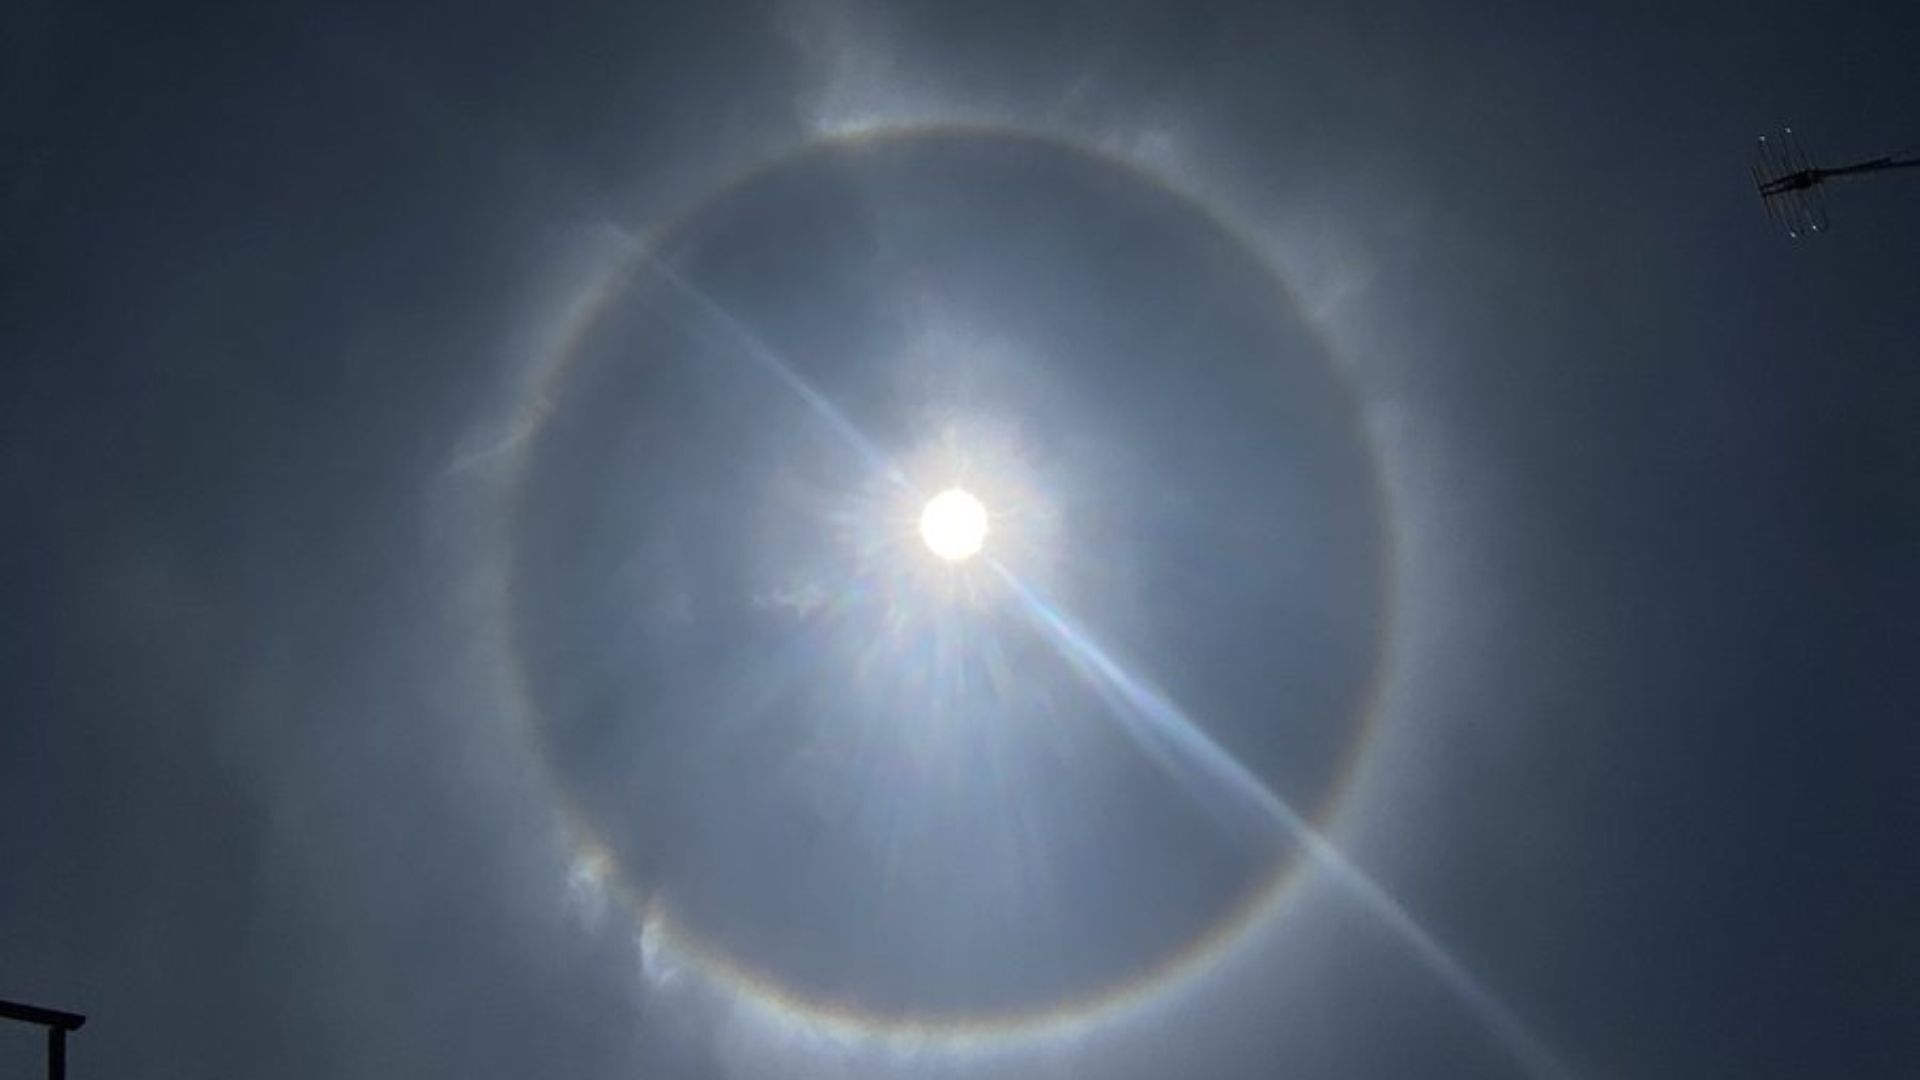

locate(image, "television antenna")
[[1754, 128, 1920, 237]]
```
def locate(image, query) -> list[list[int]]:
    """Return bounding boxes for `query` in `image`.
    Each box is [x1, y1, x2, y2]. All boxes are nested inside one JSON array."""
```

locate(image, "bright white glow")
[[919, 488, 988, 562]]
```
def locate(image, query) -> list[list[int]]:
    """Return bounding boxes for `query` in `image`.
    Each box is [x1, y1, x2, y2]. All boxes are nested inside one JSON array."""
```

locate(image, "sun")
[[919, 488, 988, 562]]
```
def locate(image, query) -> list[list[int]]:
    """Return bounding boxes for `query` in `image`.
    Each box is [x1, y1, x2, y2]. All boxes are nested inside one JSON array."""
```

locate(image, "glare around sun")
[[919, 488, 988, 561]]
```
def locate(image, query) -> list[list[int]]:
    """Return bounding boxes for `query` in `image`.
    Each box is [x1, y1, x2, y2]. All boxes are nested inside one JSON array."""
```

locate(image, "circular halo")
[[488, 122, 1401, 1054]]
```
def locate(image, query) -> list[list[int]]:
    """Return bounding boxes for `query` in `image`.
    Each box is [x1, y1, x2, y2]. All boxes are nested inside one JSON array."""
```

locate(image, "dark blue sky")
[[4, 2, 1918, 1077]]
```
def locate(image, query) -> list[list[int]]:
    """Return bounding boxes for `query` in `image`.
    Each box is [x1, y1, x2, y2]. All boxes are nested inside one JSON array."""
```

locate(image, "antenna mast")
[[1754, 128, 1920, 237]]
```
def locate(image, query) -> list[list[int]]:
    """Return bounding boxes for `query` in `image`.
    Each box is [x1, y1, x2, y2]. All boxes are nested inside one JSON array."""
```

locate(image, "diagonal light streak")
[[990, 559, 1579, 1080], [646, 259, 914, 493]]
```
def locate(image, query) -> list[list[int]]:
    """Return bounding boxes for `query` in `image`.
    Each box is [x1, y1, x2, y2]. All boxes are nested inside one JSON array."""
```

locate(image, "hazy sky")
[[5, 2, 1918, 1078]]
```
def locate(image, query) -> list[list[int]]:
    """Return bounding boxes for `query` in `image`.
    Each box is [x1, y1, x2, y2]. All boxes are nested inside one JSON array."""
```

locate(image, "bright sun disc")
[[919, 488, 988, 562]]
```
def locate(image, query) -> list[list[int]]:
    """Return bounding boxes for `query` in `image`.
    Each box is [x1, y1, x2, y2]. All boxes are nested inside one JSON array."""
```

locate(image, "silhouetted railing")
[[0, 999, 86, 1080]]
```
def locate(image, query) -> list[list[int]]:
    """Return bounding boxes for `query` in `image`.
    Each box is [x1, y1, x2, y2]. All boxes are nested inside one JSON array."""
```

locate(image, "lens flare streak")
[[989, 560, 1577, 1080], [649, 260, 914, 493]]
